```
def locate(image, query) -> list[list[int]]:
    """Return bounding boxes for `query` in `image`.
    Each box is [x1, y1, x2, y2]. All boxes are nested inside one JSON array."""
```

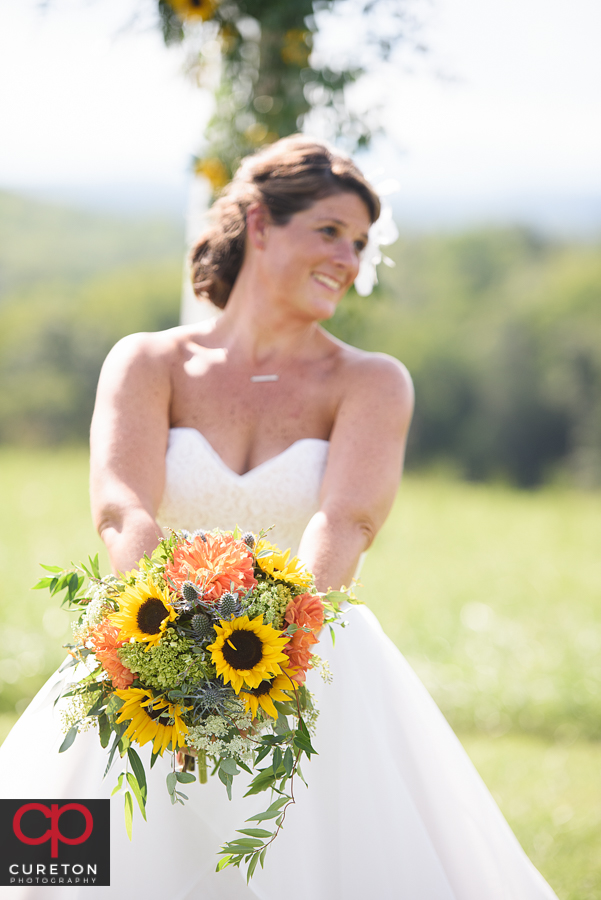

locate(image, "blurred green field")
[[0, 448, 600, 897]]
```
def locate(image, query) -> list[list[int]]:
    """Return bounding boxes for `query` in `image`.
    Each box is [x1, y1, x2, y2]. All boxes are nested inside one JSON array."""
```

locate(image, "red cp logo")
[[13, 803, 94, 858]]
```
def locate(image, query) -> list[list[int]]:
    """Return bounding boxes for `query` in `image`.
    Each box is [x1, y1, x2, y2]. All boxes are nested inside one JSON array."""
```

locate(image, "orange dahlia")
[[283, 593, 325, 684], [88, 618, 136, 689], [165, 532, 257, 602]]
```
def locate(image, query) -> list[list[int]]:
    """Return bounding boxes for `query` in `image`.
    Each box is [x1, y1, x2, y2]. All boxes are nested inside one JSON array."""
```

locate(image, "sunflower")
[[239, 662, 298, 720], [110, 577, 176, 649], [194, 156, 230, 192], [255, 540, 313, 590], [167, 0, 220, 23], [114, 687, 188, 756], [207, 615, 290, 692]]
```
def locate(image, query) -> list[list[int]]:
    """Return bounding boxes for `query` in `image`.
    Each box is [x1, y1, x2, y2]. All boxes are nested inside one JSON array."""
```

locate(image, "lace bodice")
[[156, 427, 329, 555]]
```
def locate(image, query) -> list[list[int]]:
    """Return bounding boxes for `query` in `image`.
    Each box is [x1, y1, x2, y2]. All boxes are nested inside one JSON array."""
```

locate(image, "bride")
[[0, 136, 558, 899]]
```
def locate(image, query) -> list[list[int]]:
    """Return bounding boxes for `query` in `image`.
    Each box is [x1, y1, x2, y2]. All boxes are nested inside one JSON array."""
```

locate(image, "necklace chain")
[[249, 328, 313, 384]]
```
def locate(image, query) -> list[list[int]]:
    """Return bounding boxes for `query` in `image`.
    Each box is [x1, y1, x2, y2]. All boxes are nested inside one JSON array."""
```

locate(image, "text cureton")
[[8, 864, 98, 875]]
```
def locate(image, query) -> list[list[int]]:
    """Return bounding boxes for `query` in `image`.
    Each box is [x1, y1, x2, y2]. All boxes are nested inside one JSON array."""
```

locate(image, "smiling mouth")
[[312, 272, 343, 291]]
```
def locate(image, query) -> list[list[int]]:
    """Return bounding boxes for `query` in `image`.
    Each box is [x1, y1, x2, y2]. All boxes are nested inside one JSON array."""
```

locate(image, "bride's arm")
[[298, 354, 414, 592], [90, 333, 172, 574]]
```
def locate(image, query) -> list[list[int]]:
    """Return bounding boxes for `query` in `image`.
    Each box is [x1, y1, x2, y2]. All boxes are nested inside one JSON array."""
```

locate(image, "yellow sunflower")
[[239, 662, 298, 720], [194, 156, 230, 192], [114, 687, 188, 756], [255, 539, 313, 589], [110, 577, 176, 649], [168, 0, 219, 23], [207, 615, 289, 693]]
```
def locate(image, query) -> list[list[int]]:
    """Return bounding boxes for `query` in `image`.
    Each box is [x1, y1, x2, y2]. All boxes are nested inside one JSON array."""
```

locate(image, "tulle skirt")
[[0, 605, 558, 899]]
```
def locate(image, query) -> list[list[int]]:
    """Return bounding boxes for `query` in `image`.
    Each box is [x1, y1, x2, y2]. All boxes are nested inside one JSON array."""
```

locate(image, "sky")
[[0, 0, 600, 230]]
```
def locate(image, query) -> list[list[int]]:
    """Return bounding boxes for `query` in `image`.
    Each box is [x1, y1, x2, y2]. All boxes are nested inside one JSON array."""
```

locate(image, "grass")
[[1, 450, 600, 897], [0, 447, 106, 737]]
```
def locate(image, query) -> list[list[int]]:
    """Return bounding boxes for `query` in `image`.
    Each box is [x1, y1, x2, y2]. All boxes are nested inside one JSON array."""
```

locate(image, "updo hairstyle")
[[189, 135, 381, 309]]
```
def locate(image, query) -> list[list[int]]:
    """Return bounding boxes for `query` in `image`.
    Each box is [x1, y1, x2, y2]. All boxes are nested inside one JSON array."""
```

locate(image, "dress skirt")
[[0, 605, 558, 899]]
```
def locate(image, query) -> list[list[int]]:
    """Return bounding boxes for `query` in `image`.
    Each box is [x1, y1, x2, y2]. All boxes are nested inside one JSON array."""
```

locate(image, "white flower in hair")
[[354, 180, 399, 297]]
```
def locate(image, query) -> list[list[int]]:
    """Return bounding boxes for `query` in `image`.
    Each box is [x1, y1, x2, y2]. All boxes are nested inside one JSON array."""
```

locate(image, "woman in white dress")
[[0, 135, 559, 899]]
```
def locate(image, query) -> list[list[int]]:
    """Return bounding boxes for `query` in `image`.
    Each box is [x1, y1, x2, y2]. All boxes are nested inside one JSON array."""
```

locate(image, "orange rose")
[[165, 533, 257, 602], [88, 619, 135, 690], [283, 593, 325, 684]]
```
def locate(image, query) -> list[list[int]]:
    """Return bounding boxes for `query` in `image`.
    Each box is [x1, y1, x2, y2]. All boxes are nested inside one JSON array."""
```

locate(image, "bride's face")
[[256, 191, 371, 320]]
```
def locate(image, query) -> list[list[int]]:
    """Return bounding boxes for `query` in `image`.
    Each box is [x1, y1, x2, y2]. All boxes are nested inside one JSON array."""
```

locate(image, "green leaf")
[[111, 772, 125, 797], [274, 713, 290, 736], [166, 771, 177, 795], [329, 624, 336, 646], [59, 726, 78, 753], [86, 695, 107, 718], [175, 772, 196, 784], [32, 577, 54, 590], [227, 837, 263, 848], [243, 769, 276, 797], [293, 729, 316, 757], [123, 792, 134, 840], [126, 772, 147, 821], [220, 757, 239, 776], [283, 747, 294, 777], [246, 797, 289, 821], [216, 855, 233, 872], [259, 847, 267, 869], [89, 553, 101, 579], [272, 747, 282, 775], [218, 768, 234, 800], [237, 828, 272, 838], [104, 733, 121, 777], [253, 745, 271, 766], [106, 694, 124, 717], [39, 564, 65, 574], [296, 760, 308, 787], [98, 714, 111, 749], [247, 851, 260, 882], [127, 747, 147, 798]]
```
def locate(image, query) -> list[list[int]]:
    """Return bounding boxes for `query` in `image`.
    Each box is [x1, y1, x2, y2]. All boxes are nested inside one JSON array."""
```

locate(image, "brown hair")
[[189, 135, 381, 309]]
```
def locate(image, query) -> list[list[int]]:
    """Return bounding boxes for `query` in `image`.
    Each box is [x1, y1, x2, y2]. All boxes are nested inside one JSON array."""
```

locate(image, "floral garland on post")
[[155, 0, 423, 193]]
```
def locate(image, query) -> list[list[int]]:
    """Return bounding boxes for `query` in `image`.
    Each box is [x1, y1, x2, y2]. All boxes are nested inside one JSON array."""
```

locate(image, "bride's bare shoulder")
[[101, 322, 213, 375], [325, 332, 414, 414]]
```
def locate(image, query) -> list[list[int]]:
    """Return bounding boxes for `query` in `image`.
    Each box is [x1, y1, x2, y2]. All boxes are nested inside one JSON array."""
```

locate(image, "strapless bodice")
[[156, 427, 329, 554]]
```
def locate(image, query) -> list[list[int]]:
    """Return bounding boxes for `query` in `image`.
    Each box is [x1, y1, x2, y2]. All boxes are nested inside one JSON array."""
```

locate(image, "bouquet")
[[35, 527, 351, 880]]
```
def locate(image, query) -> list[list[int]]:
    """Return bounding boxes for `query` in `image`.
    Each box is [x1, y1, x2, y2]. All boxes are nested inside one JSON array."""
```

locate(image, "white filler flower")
[[354, 180, 400, 297]]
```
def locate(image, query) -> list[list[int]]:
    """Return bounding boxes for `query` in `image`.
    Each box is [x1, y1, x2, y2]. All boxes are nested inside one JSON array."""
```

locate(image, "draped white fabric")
[[0, 430, 558, 899]]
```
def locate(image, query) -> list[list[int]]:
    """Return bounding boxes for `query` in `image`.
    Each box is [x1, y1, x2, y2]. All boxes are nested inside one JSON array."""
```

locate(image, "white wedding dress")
[[0, 428, 559, 899]]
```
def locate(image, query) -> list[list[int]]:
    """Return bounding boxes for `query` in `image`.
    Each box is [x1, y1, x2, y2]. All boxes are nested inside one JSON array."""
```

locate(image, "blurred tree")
[[154, 0, 425, 190]]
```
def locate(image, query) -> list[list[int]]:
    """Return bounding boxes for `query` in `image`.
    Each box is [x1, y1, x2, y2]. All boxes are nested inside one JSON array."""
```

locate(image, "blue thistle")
[[191, 612, 214, 642], [189, 680, 235, 718], [242, 532, 255, 549]]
